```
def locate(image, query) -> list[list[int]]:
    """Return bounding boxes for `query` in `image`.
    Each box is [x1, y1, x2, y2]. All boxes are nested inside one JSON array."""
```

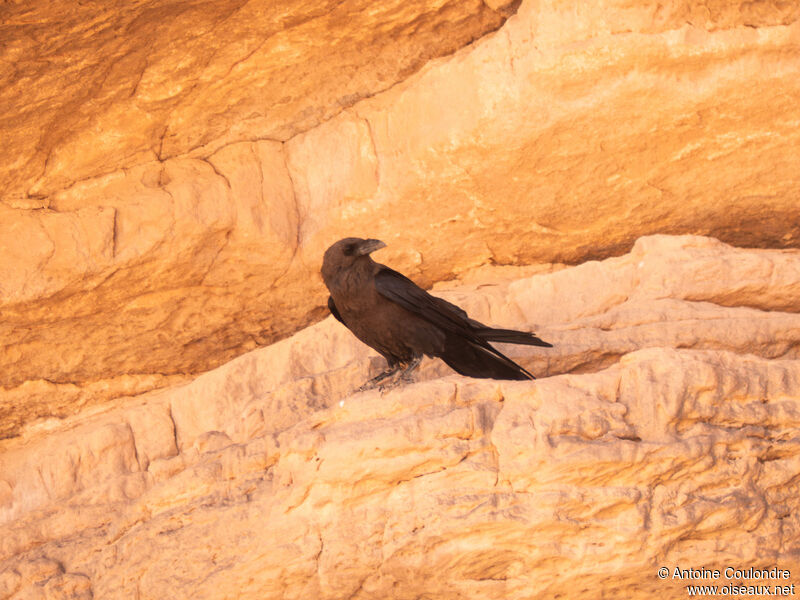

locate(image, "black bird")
[[321, 237, 552, 390]]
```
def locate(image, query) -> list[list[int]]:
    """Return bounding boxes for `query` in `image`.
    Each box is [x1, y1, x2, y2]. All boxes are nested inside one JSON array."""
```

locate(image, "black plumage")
[[321, 237, 552, 390]]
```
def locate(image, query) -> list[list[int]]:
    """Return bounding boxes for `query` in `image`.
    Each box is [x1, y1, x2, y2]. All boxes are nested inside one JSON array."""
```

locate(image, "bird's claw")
[[356, 365, 399, 393], [356, 356, 422, 393]]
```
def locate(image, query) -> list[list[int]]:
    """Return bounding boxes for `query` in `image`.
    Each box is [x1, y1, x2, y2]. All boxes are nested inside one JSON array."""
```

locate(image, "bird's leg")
[[357, 362, 402, 392], [377, 355, 422, 392], [396, 355, 422, 384], [356, 356, 423, 393]]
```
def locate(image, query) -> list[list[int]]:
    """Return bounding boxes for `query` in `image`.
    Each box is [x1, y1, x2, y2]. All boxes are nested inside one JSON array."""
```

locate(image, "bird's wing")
[[374, 267, 475, 337], [327, 296, 345, 325], [375, 267, 536, 380]]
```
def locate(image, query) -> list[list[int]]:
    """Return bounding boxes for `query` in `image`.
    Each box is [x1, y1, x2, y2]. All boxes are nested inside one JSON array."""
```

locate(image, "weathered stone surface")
[[1, 0, 509, 198], [1, 236, 799, 598], [2, 1, 799, 435]]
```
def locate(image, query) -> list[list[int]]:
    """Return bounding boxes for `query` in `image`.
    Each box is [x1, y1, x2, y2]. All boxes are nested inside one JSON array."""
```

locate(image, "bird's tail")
[[476, 327, 553, 348], [440, 337, 535, 381]]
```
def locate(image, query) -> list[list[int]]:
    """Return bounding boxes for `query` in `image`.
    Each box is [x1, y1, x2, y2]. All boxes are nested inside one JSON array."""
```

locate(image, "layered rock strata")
[[2, 235, 799, 599], [2, 1, 799, 434]]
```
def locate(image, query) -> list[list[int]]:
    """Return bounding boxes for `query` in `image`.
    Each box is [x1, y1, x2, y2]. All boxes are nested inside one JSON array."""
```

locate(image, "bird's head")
[[321, 237, 386, 282]]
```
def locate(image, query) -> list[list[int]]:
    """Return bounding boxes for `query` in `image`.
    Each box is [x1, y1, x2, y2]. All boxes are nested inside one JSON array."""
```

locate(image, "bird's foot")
[[356, 363, 401, 393], [375, 356, 422, 392], [356, 356, 422, 393], [391, 355, 422, 387]]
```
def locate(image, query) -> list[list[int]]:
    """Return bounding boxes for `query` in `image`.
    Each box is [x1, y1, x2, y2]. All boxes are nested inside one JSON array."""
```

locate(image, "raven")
[[321, 237, 552, 390]]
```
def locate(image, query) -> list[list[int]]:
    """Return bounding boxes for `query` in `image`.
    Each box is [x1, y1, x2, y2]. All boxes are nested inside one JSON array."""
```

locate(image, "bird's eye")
[[343, 243, 357, 256]]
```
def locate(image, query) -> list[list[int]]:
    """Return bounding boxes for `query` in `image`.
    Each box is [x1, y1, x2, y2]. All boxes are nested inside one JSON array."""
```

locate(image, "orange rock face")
[[1, 236, 799, 598], [1, 1, 799, 434], [1, 0, 799, 595], [2, 0, 511, 198]]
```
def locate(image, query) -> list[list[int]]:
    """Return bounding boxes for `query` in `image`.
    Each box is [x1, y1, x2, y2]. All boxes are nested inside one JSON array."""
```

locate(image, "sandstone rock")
[[2, 1, 799, 437], [1, 235, 799, 598], [1, 0, 509, 198]]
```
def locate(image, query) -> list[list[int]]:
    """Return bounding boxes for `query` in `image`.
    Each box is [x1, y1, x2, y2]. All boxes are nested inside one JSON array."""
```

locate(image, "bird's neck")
[[328, 258, 378, 300]]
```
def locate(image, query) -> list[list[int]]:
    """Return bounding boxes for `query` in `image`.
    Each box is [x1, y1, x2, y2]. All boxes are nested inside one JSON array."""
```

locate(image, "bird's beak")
[[357, 239, 387, 256]]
